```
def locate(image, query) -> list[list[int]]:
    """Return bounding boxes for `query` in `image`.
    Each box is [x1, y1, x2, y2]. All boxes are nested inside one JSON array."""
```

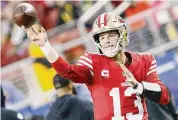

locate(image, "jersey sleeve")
[[143, 54, 170, 104], [51, 53, 93, 85]]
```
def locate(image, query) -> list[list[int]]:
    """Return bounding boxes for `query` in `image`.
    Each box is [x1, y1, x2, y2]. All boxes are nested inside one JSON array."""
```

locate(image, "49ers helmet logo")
[[96, 13, 110, 28]]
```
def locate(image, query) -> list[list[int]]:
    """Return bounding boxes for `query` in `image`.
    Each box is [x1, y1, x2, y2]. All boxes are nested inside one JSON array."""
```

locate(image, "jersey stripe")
[[78, 54, 93, 76], [147, 69, 157, 76], [77, 63, 83, 66], [77, 63, 93, 75], [147, 59, 157, 76], [149, 64, 157, 70], [89, 69, 94, 76], [151, 60, 156, 65], [77, 60, 94, 76], [78, 60, 93, 70], [80, 56, 92, 64]]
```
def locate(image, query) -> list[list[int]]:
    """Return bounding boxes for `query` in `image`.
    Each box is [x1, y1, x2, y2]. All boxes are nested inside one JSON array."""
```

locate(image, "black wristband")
[[133, 83, 138, 89]]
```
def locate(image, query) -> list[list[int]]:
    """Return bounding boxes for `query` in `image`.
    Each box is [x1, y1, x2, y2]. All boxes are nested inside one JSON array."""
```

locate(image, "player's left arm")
[[119, 54, 170, 104], [142, 54, 170, 104]]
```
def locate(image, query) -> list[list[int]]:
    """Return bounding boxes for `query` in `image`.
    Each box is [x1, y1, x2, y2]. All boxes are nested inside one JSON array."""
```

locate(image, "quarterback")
[[25, 12, 170, 120]]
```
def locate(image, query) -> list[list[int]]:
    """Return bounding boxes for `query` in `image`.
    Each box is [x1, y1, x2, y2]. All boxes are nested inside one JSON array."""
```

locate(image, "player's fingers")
[[122, 70, 131, 78], [27, 29, 35, 40], [122, 67, 134, 78], [41, 27, 46, 33], [30, 26, 39, 35], [32, 34, 40, 42], [21, 26, 26, 31], [118, 62, 135, 79], [125, 71, 132, 78]]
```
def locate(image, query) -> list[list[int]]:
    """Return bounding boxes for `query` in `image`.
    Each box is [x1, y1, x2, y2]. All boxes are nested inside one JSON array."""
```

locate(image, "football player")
[[25, 12, 170, 120]]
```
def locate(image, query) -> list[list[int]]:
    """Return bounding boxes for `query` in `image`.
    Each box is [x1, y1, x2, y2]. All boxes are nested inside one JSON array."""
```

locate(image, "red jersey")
[[52, 52, 170, 120]]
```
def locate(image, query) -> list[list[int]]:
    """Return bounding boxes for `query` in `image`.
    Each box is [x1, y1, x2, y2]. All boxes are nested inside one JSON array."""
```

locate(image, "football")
[[12, 3, 38, 28]]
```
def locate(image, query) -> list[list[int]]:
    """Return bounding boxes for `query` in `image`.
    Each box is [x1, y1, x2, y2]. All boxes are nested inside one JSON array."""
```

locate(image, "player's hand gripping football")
[[24, 26, 48, 47], [119, 64, 139, 89]]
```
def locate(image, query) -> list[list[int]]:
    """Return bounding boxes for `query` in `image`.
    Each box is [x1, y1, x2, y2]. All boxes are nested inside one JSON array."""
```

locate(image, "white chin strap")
[[103, 49, 119, 57], [95, 39, 121, 57]]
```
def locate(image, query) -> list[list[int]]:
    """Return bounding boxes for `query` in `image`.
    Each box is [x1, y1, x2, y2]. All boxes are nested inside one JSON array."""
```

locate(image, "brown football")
[[12, 3, 38, 28]]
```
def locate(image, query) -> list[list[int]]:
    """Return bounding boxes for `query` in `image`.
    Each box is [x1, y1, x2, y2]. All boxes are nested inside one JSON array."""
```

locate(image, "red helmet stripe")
[[98, 15, 101, 28], [104, 14, 108, 26]]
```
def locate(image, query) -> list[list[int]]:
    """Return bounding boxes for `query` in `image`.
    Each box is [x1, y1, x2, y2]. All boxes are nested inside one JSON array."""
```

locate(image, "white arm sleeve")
[[40, 41, 59, 63]]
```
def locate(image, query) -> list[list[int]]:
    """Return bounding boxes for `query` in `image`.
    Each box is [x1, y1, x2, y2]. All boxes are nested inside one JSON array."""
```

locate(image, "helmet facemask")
[[93, 26, 129, 57]]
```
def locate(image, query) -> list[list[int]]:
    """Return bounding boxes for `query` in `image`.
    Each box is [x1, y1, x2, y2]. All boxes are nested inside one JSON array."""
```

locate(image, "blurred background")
[[1, 0, 178, 120]]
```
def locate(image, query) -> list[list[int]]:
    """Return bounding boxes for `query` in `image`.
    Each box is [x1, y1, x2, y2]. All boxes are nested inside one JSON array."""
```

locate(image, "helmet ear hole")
[[94, 34, 100, 43]]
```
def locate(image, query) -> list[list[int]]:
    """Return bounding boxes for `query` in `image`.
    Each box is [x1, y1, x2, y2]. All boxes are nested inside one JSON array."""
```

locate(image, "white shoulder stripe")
[[151, 60, 156, 64], [80, 56, 92, 64], [147, 69, 157, 76], [77, 63, 94, 76], [149, 64, 157, 70], [78, 60, 93, 70], [77, 63, 83, 66], [89, 69, 94, 76]]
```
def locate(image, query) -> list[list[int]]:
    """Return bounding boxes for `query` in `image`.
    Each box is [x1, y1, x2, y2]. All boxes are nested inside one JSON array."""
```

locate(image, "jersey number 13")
[[109, 87, 144, 120]]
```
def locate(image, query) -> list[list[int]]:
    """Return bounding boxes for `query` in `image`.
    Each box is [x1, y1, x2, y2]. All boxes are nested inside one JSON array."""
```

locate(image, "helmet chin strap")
[[103, 49, 119, 57], [95, 38, 122, 57]]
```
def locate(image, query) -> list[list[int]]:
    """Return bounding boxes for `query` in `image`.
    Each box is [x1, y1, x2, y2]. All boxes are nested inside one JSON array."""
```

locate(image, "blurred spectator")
[[125, 1, 151, 16], [1, 1, 22, 20], [1, 1, 29, 67], [29, 1, 60, 30], [124, 1, 154, 51], [45, 74, 94, 120], [1, 36, 29, 67], [42, 5, 60, 30], [63, 45, 85, 64], [56, 1, 82, 26], [1, 87, 6, 108], [146, 93, 178, 120], [1, 108, 24, 120], [1, 1, 60, 68], [74, 83, 93, 102], [28, 41, 56, 92], [125, 1, 151, 31], [79, 1, 95, 13], [171, 5, 178, 21], [2, 81, 25, 104], [77, 1, 96, 30], [149, 1, 164, 8], [26, 115, 44, 120], [111, 1, 122, 8], [50, 28, 85, 63], [1, 1, 87, 67], [170, 5, 178, 36], [154, 9, 178, 43], [166, 22, 178, 41], [1, 86, 24, 120], [111, 1, 125, 18]]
